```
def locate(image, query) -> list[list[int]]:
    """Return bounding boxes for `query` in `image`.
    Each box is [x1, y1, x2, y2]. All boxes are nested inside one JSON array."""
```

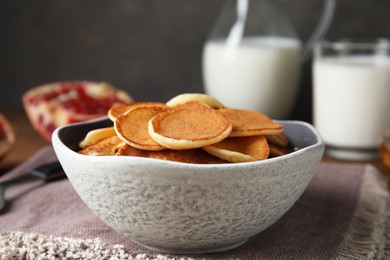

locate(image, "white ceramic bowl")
[[52, 117, 324, 254]]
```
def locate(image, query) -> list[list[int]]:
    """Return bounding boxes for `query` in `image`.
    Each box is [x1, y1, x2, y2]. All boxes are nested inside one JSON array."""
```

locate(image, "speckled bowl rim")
[[52, 116, 324, 170]]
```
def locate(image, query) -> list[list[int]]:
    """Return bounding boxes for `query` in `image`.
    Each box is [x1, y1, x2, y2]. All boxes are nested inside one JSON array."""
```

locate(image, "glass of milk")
[[313, 39, 390, 160], [203, 37, 302, 119]]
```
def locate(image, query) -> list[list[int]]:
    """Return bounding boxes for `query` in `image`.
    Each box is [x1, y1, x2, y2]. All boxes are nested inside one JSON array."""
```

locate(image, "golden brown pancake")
[[202, 136, 269, 163], [108, 102, 166, 121], [116, 144, 227, 164], [115, 143, 148, 157], [148, 109, 232, 150], [108, 104, 133, 121], [265, 132, 289, 148], [79, 135, 125, 156], [115, 105, 170, 151], [268, 143, 295, 158], [218, 108, 283, 137], [79, 93, 294, 164]]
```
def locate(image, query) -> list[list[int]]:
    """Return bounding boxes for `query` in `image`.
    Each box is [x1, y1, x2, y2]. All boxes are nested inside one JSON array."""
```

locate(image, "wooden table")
[[1, 108, 388, 177]]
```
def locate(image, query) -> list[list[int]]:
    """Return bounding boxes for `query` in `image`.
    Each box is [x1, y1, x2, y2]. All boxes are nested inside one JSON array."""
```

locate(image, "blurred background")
[[1, 0, 390, 122]]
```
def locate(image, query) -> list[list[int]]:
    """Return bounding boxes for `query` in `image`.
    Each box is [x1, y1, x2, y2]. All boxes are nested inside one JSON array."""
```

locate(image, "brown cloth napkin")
[[0, 146, 389, 260]]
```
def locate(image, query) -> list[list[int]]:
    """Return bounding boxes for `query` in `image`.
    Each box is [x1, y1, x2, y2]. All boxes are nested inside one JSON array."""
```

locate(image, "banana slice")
[[79, 126, 117, 149], [170, 101, 214, 111], [166, 93, 225, 109], [79, 136, 125, 156]]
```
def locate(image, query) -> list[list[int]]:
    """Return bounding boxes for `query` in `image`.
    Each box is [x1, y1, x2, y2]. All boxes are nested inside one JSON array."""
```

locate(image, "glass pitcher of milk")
[[202, 0, 335, 119]]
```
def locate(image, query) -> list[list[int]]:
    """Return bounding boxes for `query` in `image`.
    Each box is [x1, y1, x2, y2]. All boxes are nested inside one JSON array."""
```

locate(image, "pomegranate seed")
[[38, 114, 44, 124], [46, 123, 56, 134], [53, 85, 124, 115], [0, 123, 5, 140]]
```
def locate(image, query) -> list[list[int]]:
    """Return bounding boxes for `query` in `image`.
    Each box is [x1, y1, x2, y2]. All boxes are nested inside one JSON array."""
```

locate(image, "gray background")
[[1, 0, 390, 122]]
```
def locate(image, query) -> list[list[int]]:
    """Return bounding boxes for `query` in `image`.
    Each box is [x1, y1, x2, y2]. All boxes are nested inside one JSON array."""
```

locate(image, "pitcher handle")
[[302, 0, 336, 61]]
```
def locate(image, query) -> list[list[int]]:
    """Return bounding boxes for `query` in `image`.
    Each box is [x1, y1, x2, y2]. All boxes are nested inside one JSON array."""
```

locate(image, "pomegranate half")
[[0, 113, 16, 161], [23, 81, 133, 142]]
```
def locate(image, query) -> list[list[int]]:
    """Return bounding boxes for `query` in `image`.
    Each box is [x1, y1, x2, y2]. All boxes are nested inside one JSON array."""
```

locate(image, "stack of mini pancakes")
[[78, 93, 294, 164]]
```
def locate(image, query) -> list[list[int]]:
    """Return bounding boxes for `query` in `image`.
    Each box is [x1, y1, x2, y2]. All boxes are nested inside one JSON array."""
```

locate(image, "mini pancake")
[[265, 133, 289, 148], [115, 105, 170, 151], [108, 104, 133, 121], [149, 109, 232, 150], [115, 144, 148, 157], [166, 93, 225, 109], [108, 102, 166, 121], [268, 143, 295, 158], [116, 144, 227, 164], [79, 126, 116, 149], [79, 135, 125, 156], [218, 108, 283, 137], [202, 136, 269, 163]]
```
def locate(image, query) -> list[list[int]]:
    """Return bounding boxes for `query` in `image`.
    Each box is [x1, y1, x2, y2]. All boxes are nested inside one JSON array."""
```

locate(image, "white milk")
[[313, 56, 390, 152], [202, 36, 302, 119]]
